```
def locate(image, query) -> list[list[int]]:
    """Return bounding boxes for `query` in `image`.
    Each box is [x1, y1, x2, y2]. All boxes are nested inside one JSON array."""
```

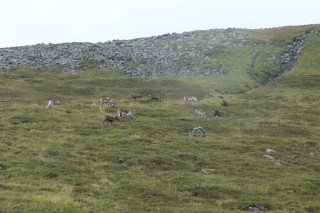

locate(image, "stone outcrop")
[[189, 126, 206, 137], [0, 28, 310, 79], [248, 31, 309, 85], [0, 29, 250, 77], [280, 33, 307, 74]]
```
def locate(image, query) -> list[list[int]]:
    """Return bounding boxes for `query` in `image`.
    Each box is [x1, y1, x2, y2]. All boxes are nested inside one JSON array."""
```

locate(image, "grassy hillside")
[[0, 25, 320, 212]]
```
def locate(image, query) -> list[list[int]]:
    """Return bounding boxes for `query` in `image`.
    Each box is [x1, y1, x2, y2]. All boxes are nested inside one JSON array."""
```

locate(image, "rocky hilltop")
[[0, 29, 251, 77], [0, 27, 310, 78]]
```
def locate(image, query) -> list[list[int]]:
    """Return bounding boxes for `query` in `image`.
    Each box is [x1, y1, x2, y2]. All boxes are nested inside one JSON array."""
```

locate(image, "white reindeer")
[[118, 109, 134, 119], [46, 100, 54, 109], [195, 109, 206, 118], [100, 97, 116, 110], [184, 96, 199, 103]]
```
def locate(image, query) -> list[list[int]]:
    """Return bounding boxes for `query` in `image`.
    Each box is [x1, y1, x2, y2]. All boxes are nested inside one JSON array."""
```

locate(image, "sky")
[[1, 0, 319, 48]]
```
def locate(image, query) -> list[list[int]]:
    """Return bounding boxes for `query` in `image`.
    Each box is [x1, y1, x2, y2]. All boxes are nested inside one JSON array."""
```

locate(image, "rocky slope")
[[0, 27, 313, 78]]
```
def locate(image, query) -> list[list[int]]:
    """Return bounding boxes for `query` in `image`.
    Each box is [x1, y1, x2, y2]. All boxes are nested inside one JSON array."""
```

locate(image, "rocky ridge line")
[[0, 29, 250, 77], [0, 28, 313, 79]]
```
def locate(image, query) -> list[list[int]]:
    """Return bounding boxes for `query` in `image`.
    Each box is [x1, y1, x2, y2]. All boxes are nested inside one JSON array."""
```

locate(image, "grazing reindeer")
[[149, 94, 161, 102], [195, 109, 207, 118], [184, 96, 199, 103], [131, 94, 142, 100], [46, 100, 54, 109], [100, 97, 116, 109], [220, 100, 229, 106], [103, 116, 119, 126], [213, 110, 224, 117], [118, 109, 134, 119]]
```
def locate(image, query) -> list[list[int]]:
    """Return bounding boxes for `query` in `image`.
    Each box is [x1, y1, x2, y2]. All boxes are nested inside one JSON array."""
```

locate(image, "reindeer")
[[213, 110, 224, 117], [46, 100, 54, 109], [195, 109, 207, 118], [184, 96, 199, 103], [131, 94, 142, 100], [220, 100, 229, 107], [149, 94, 161, 102], [103, 116, 119, 126], [118, 109, 134, 119], [100, 97, 116, 109]]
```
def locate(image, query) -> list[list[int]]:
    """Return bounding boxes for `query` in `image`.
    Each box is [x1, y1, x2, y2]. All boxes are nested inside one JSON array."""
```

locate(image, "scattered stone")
[[200, 169, 209, 175], [264, 155, 275, 160], [189, 126, 206, 137], [310, 152, 315, 157], [248, 206, 260, 212], [265, 148, 276, 156], [264, 148, 276, 160], [248, 205, 268, 211]]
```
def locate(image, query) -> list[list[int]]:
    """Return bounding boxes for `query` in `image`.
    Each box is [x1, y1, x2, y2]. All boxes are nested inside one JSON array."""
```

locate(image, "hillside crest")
[[0, 26, 317, 81]]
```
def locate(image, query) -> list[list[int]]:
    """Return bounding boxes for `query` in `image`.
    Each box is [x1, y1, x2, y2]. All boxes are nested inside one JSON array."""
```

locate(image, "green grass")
[[0, 25, 320, 212]]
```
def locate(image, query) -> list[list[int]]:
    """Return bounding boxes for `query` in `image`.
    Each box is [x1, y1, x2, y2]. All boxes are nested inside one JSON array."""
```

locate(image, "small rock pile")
[[189, 126, 206, 137], [264, 148, 276, 160], [248, 204, 268, 212]]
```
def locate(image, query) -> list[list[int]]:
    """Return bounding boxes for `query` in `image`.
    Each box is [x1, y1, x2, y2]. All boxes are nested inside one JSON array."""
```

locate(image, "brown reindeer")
[[149, 94, 161, 102], [103, 116, 119, 126], [131, 95, 142, 100], [220, 100, 229, 106], [213, 110, 224, 117]]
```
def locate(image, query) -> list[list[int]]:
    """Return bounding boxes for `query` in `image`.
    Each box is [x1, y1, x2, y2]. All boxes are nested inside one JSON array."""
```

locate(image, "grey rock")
[[265, 148, 276, 156], [248, 205, 268, 211], [189, 126, 206, 137], [264, 155, 275, 160], [0, 28, 309, 80], [0, 29, 250, 77]]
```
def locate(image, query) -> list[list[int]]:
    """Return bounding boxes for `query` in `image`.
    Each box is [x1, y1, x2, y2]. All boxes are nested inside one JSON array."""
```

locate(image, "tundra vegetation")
[[0, 25, 320, 212]]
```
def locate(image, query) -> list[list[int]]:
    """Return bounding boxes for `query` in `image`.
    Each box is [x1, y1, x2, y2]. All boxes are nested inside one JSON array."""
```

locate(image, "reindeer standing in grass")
[[100, 97, 116, 110], [131, 95, 142, 100], [184, 96, 199, 103], [45, 100, 54, 109], [103, 116, 119, 127], [213, 110, 224, 117], [195, 109, 207, 118], [118, 109, 134, 119], [149, 94, 161, 102]]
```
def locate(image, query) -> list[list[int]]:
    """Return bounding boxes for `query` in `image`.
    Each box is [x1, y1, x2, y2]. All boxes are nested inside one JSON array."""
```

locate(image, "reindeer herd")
[[98, 94, 228, 127], [45, 94, 228, 128], [97, 94, 163, 126]]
